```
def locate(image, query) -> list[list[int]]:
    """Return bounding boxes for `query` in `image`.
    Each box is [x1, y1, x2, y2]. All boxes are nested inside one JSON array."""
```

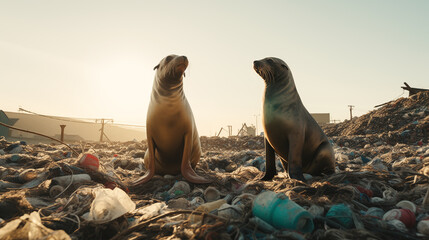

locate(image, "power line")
[[110, 122, 146, 128], [19, 108, 98, 124], [18, 108, 145, 128]]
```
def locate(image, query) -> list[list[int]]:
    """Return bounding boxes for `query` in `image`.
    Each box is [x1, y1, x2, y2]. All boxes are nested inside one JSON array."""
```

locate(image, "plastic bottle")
[[252, 191, 314, 233], [51, 174, 91, 187]]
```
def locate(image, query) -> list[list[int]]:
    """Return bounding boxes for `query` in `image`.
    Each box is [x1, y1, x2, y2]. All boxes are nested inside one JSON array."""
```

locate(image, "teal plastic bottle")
[[252, 191, 314, 233]]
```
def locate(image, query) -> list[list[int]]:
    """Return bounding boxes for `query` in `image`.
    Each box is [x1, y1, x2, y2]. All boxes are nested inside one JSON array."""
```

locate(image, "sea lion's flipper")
[[181, 134, 212, 184], [261, 138, 276, 181], [130, 136, 156, 186], [305, 141, 336, 175], [287, 133, 306, 182]]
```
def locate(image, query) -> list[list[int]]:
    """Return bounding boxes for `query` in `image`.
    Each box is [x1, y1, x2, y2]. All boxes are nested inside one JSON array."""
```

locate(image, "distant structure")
[[375, 82, 429, 108], [310, 113, 330, 125], [401, 82, 429, 96], [237, 123, 256, 137], [1, 111, 146, 142], [0, 110, 18, 137], [216, 114, 330, 138], [216, 123, 256, 137]]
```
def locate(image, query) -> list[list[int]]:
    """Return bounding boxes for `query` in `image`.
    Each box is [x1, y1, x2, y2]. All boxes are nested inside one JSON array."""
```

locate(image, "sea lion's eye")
[[267, 59, 274, 64], [281, 64, 289, 70], [166, 56, 173, 62]]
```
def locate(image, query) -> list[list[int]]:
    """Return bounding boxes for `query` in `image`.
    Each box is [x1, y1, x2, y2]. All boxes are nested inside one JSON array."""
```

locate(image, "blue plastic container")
[[252, 191, 314, 233]]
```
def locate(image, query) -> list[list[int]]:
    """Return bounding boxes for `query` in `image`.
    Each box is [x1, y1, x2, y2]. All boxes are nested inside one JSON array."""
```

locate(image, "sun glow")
[[88, 57, 153, 123]]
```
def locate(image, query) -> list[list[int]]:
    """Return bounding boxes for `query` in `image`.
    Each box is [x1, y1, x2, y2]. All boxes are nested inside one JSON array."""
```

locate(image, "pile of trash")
[[0, 94, 429, 240], [200, 136, 264, 151], [323, 91, 429, 145]]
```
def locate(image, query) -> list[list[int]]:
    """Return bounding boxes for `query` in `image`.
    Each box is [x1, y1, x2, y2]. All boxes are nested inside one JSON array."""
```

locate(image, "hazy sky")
[[1, 1, 428, 136]]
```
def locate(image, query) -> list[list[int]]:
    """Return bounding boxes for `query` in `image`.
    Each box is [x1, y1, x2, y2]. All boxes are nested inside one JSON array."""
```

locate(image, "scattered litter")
[[83, 187, 136, 223], [396, 200, 417, 213], [326, 204, 354, 229], [383, 208, 416, 229], [167, 197, 190, 209], [308, 204, 325, 217], [51, 174, 91, 188], [135, 202, 167, 221], [0, 211, 71, 240], [252, 191, 314, 233], [189, 198, 227, 223], [167, 181, 191, 196], [417, 219, 429, 235], [218, 203, 243, 219], [78, 153, 100, 171], [203, 186, 221, 202], [0, 91, 428, 239]]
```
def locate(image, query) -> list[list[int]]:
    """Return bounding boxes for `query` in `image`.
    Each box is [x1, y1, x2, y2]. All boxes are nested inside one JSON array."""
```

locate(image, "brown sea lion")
[[253, 57, 335, 181], [131, 54, 212, 185]]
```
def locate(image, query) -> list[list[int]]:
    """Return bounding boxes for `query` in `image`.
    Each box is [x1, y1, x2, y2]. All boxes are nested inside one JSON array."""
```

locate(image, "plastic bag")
[[84, 187, 136, 224]]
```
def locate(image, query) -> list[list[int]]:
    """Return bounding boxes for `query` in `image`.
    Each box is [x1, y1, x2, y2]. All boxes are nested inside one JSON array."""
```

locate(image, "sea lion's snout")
[[179, 55, 188, 66], [182, 56, 188, 68], [253, 60, 267, 79], [176, 55, 188, 74], [253, 60, 261, 68], [253, 60, 263, 73]]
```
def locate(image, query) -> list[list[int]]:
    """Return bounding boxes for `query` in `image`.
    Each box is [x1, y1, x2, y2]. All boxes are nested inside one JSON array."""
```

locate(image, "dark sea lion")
[[253, 57, 335, 181], [131, 54, 212, 185]]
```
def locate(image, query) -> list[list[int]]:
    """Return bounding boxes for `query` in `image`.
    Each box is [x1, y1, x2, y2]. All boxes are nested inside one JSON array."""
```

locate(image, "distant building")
[[0, 110, 18, 137], [2, 111, 146, 142], [311, 113, 330, 125]]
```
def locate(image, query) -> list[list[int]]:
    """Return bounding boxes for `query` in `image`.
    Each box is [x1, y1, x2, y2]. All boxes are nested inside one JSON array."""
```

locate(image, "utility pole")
[[348, 105, 355, 120], [96, 119, 113, 142], [253, 114, 260, 134], [99, 119, 105, 142], [60, 125, 66, 142]]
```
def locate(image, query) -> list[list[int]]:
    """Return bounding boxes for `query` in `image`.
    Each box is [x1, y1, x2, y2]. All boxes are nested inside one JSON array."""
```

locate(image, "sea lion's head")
[[154, 54, 188, 83], [253, 57, 290, 84]]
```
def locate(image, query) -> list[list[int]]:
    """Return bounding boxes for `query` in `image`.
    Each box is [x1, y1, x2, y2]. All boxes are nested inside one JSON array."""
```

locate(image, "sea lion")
[[131, 54, 212, 185], [253, 57, 335, 181]]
